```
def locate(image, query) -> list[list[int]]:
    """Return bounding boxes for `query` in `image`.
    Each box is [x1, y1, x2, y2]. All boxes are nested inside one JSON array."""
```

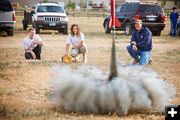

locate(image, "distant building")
[[11, 0, 179, 9], [157, 0, 180, 9], [11, 0, 66, 7], [11, 0, 110, 9]]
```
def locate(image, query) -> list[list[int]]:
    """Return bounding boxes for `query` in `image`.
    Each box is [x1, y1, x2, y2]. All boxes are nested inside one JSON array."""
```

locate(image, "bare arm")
[[24, 41, 37, 59], [37, 41, 43, 46], [35, 35, 43, 46], [65, 43, 70, 55], [33, 40, 43, 46], [77, 41, 83, 48]]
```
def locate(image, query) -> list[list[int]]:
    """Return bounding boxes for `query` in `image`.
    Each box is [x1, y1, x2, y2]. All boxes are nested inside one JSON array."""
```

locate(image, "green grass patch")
[[0, 62, 9, 70]]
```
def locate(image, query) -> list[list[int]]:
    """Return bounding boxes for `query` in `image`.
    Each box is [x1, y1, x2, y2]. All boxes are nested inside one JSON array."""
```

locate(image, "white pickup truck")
[[0, 0, 16, 36], [32, 2, 68, 34]]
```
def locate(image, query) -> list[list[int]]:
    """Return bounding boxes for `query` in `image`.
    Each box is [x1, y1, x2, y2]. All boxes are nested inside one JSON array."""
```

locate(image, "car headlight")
[[61, 17, 68, 22], [37, 16, 44, 21]]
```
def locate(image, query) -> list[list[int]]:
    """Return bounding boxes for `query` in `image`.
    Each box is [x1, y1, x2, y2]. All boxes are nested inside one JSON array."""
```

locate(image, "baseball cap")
[[134, 19, 142, 24]]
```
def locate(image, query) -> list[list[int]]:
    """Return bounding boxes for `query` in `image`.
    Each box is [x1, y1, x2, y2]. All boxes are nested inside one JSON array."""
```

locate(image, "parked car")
[[103, 2, 166, 36], [31, 2, 68, 34], [0, 0, 16, 36], [176, 18, 180, 36]]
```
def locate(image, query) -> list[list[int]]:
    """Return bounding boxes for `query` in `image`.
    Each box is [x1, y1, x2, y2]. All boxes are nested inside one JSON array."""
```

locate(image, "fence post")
[[73, 10, 75, 18], [87, 9, 89, 18]]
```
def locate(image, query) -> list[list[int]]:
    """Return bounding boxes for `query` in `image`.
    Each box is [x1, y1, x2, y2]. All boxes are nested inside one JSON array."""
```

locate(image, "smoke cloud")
[[50, 64, 175, 115]]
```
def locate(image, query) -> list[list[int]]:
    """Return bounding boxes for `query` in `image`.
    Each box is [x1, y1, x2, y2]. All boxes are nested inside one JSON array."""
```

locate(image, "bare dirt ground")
[[0, 16, 180, 120]]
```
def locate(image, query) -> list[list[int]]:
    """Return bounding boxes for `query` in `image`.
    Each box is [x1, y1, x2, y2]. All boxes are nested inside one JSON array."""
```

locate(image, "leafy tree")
[[42, 0, 48, 3], [66, 0, 75, 10]]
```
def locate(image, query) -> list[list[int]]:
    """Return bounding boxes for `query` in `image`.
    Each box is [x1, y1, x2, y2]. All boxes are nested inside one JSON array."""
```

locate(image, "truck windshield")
[[139, 5, 163, 14], [0, 0, 13, 11], [37, 6, 64, 13]]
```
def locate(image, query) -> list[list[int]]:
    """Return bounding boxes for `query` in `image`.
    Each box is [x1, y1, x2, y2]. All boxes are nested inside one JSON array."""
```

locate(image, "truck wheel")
[[58, 29, 61, 33], [7, 30, 14, 36], [152, 30, 161, 36], [105, 20, 111, 33], [35, 25, 40, 34], [62, 28, 68, 35], [156, 31, 161, 36]]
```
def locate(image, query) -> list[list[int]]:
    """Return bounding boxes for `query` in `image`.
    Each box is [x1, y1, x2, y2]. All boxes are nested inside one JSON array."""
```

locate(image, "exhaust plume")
[[50, 65, 175, 115]]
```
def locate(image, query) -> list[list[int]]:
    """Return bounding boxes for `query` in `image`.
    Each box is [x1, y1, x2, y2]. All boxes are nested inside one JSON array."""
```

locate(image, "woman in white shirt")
[[65, 24, 88, 63]]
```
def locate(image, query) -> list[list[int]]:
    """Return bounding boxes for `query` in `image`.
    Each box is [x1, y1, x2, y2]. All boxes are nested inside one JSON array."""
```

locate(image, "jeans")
[[170, 22, 177, 37], [71, 46, 88, 58], [127, 45, 151, 65]]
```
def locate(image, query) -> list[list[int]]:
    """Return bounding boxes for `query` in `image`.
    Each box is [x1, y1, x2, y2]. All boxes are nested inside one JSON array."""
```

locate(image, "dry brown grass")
[[0, 15, 179, 120]]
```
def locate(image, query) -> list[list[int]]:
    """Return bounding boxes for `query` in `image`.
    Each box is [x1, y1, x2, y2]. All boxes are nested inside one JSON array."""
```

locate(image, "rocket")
[[108, 0, 120, 81]]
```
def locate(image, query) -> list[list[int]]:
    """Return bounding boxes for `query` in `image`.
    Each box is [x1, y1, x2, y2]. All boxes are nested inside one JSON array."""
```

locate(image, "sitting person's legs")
[[79, 46, 88, 63], [71, 48, 79, 59], [25, 53, 32, 59], [33, 45, 42, 60], [127, 45, 140, 64], [139, 51, 151, 65]]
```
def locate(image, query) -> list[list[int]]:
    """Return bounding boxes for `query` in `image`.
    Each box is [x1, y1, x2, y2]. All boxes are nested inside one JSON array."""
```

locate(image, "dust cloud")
[[50, 64, 175, 115]]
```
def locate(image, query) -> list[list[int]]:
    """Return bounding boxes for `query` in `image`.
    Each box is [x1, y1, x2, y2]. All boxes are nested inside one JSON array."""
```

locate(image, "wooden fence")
[[15, 8, 179, 18]]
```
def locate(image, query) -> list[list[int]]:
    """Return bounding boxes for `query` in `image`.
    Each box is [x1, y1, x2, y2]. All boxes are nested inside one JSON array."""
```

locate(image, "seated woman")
[[65, 24, 88, 63]]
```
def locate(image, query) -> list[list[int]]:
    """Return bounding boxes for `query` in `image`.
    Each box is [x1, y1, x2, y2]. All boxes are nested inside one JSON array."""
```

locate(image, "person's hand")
[[31, 41, 38, 47], [132, 44, 137, 51], [30, 51, 36, 59], [131, 41, 136, 46], [73, 45, 79, 48], [34, 40, 38, 44], [64, 51, 69, 55]]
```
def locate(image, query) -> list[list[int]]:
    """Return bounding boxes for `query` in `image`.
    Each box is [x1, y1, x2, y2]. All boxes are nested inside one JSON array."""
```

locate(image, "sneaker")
[[72, 55, 80, 62], [132, 58, 139, 64], [83, 58, 87, 63], [148, 58, 153, 64]]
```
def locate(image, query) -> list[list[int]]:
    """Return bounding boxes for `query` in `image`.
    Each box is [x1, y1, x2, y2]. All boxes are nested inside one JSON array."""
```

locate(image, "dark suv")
[[103, 2, 166, 36], [0, 0, 16, 36]]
